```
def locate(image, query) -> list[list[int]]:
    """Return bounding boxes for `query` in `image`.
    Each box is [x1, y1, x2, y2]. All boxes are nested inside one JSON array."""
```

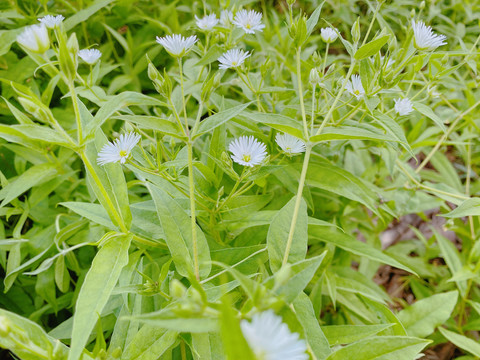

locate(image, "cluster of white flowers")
[[38, 15, 64, 29], [195, 14, 219, 31], [194, 9, 265, 33], [156, 34, 198, 57], [240, 310, 308, 360], [394, 98, 414, 116], [218, 49, 251, 69]]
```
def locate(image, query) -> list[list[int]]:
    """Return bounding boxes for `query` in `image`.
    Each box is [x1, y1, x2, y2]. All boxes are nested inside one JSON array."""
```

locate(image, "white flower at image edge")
[[394, 98, 414, 116], [97, 133, 141, 165], [38, 15, 64, 29], [156, 34, 198, 57], [218, 49, 251, 69], [240, 310, 308, 360], [229, 136, 267, 167], [276, 133, 306, 156], [411, 20, 447, 51], [17, 24, 50, 54], [345, 75, 365, 99], [320, 27, 338, 43], [78, 48, 102, 65], [232, 9, 265, 34], [195, 14, 218, 31]]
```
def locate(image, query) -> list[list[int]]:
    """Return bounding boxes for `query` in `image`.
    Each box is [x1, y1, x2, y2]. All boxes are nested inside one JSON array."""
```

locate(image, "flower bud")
[[311, 51, 322, 66], [309, 68, 321, 86], [17, 24, 50, 54], [17, 96, 52, 124], [289, 15, 308, 47], [287, 0, 296, 5], [170, 279, 187, 299], [148, 62, 172, 99], [273, 264, 292, 289], [351, 18, 361, 43], [57, 31, 78, 81], [419, 1, 425, 10], [201, 73, 220, 103]]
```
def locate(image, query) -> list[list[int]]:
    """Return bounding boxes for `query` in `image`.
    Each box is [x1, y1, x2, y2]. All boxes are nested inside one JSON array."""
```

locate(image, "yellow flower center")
[[119, 150, 128, 157], [231, 61, 237, 66], [242, 154, 251, 163], [246, 23, 252, 29], [354, 90, 360, 95]]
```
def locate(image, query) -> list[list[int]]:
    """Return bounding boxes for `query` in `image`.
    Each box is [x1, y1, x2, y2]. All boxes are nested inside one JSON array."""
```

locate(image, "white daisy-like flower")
[[276, 133, 306, 156], [345, 75, 365, 100], [229, 136, 267, 167], [240, 310, 308, 360], [195, 14, 218, 31], [78, 48, 102, 65], [394, 98, 414, 116], [232, 9, 265, 34], [411, 20, 447, 51], [97, 132, 141, 165], [218, 49, 251, 69], [38, 15, 64, 29], [220, 10, 234, 27], [17, 24, 50, 54], [156, 34, 198, 57], [320, 27, 338, 43]]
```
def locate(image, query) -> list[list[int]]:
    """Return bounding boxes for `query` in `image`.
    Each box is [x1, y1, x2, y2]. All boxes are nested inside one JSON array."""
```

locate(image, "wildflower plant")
[[1, 1, 480, 360]]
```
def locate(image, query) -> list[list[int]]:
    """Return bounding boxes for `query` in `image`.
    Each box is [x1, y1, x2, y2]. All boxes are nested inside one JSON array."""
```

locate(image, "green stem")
[[282, 145, 312, 266], [187, 141, 200, 280], [80, 151, 128, 232], [310, 84, 316, 133], [296, 47, 309, 139], [177, 57, 190, 137], [68, 81, 83, 144], [322, 43, 329, 76]]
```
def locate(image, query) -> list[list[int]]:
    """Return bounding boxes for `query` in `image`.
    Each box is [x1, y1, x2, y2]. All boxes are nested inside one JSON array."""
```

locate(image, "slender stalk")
[[68, 81, 83, 144], [322, 43, 329, 76], [177, 57, 190, 137], [282, 146, 312, 266], [310, 84, 316, 133], [296, 47, 309, 139], [415, 99, 480, 173], [187, 141, 200, 280]]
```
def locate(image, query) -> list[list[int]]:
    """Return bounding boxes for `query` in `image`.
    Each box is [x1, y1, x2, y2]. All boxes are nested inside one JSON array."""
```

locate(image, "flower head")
[[321, 27, 338, 43], [229, 136, 267, 167], [232, 10, 265, 34], [38, 15, 64, 29], [78, 48, 102, 65], [394, 98, 414, 116], [195, 14, 218, 31], [220, 10, 234, 27], [411, 20, 446, 51], [17, 24, 50, 54], [218, 49, 250, 69], [156, 34, 198, 57], [276, 133, 306, 156], [97, 132, 141, 165], [345, 75, 365, 99], [240, 310, 308, 360]]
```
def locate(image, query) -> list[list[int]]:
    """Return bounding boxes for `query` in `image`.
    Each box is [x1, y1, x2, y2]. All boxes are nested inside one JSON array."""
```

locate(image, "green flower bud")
[[351, 17, 361, 44], [309, 68, 321, 86], [170, 279, 187, 299], [17, 96, 52, 124], [289, 15, 308, 47]]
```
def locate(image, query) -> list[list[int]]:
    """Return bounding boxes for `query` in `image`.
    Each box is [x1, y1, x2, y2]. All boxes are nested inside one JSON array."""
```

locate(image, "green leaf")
[[129, 312, 218, 333], [267, 196, 308, 272], [114, 115, 184, 139], [438, 328, 480, 357], [325, 336, 430, 360], [413, 102, 446, 132], [195, 44, 224, 66], [0, 163, 57, 208], [243, 112, 305, 139], [59, 202, 115, 229], [68, 234, 132, 360], [305, 161, 378, 214], [306, 1, 325, 36], [309, 225, 417, 275], [397, 291, 458, 337], [443, 198, 480, 218], [293, 293, 331, 359], [354, 35, 390, 60], [322, 324, 394, 345], [63, 0, 116, 31], [194, 102, 252, 138], [310, 126, 398, 143], [147, 183, 211, 279], [122, 328, 178, 360]]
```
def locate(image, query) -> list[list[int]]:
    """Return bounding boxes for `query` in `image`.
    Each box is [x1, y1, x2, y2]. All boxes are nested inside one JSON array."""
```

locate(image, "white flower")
[[240, 310, 308, 360], [78, 48, 102, 65], [17, 24, 49, 54], [156, 34, 198, 57], [218, 49, 250, 69], [220, 10, 234, 27], [380, 55, 395, 68], [394, 98, 414, 116], [427, 85, 440, 98], [276, 133, 306, 156], [38, 15, 64, 29], [232, 10, 265, 34], [195, 14, 218, 31], [321, 27, 338, 43], [411, 20, 446, 51], [345, 75, 365, 99], [97, 132, 141, 165], [229, 136, 267, 167]]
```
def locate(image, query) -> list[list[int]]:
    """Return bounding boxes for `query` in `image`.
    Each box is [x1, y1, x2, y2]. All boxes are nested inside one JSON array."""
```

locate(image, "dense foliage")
[[1, 0, 480, 359]]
